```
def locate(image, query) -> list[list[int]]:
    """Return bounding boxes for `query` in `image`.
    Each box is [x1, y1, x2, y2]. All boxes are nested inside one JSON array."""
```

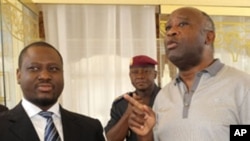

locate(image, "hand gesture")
[[124, 93, 143, 116], [123, 94, 156, 136]]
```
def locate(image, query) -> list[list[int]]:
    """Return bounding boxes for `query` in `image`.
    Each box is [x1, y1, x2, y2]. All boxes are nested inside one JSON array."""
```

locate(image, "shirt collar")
[[175, 59, 224, 84], [22, 97, 61, 118]]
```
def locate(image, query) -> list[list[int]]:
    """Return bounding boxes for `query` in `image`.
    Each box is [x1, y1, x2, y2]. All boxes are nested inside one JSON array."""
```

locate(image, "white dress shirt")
[[22, 98, 64, 141]]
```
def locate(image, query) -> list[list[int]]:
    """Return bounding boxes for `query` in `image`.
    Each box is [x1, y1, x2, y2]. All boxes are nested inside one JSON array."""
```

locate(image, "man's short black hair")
[[18, 41, 63, 68]]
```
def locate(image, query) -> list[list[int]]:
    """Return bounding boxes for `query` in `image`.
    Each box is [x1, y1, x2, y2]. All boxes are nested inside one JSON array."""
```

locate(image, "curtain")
[[42, 5, 157, 126]]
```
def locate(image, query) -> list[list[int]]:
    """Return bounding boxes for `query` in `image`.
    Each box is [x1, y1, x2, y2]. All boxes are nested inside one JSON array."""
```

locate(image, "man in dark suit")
[[0, 41, 105, 141]]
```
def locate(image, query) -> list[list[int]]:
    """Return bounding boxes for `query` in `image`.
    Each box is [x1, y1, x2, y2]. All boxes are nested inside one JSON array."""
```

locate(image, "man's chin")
[[33, 98, 57, 107], [136, 87, 147, 91]]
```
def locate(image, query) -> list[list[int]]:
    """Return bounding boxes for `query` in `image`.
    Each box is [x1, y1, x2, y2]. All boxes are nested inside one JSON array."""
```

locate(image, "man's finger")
[[124, 94, 143, 108]]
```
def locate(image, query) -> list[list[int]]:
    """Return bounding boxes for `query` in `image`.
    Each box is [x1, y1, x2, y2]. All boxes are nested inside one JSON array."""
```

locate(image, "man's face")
[[164, 7, 207, 70], [129, 66, 156, 91], [17, 46, 64, 109]]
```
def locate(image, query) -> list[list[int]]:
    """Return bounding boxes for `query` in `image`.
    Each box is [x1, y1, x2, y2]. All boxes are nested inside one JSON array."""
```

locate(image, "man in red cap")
[[105, 55, 161, 141]]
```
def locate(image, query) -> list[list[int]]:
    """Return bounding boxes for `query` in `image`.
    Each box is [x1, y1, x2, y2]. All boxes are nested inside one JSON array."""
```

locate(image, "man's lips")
[[166, 41, 178, 50], [37, 84, 53, 92], [136, 81, 146, 85]]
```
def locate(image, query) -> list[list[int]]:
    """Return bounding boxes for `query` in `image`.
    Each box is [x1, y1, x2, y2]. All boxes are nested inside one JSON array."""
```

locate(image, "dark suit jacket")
[[0, 102, 106, 141], [0, 104, 8, 112]]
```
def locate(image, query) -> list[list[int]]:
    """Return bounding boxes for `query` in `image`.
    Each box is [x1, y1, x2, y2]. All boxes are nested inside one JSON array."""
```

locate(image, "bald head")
[[170, 7, 215, 32]]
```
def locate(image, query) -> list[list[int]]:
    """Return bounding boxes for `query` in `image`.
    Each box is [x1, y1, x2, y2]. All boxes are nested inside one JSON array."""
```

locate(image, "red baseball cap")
[[130, 55, 158, 68]]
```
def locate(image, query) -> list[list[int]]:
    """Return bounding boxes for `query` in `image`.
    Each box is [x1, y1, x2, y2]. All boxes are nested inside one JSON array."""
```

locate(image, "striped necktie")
[[39, 111, 61, 141]]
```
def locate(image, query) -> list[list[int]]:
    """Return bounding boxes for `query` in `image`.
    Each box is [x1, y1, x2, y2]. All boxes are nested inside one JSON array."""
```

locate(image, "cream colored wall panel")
[[31, 0, 250, 7], [158, 0, 250, 7], [161, 5, 250, 16], [19, 0, 39, 14], [31, 0, 160, 5]]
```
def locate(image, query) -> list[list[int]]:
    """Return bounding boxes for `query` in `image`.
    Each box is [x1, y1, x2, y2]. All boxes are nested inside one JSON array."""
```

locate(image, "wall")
[[0, 0, 39, 107]]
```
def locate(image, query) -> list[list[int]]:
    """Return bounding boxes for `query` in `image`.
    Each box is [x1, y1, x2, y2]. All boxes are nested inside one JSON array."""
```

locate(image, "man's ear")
[[16, 68, 21, 84], [154, 70, 157, 79], [205, 31, 215, 45]]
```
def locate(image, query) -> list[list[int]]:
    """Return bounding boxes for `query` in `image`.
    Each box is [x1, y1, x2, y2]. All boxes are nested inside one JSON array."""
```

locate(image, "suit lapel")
[[60, 107, 83, 141], [8, 103, 40, 141]]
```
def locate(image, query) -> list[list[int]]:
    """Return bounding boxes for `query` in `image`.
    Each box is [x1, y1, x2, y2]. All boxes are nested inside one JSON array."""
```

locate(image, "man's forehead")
[[167, 8, 204, 24], [167, 15, 189, 23], [171, 7, 202, 18]]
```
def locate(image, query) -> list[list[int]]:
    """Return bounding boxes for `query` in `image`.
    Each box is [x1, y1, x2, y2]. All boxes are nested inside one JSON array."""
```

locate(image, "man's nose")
[[38, 70, 52, 80], [166, 27, 179, 36]]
